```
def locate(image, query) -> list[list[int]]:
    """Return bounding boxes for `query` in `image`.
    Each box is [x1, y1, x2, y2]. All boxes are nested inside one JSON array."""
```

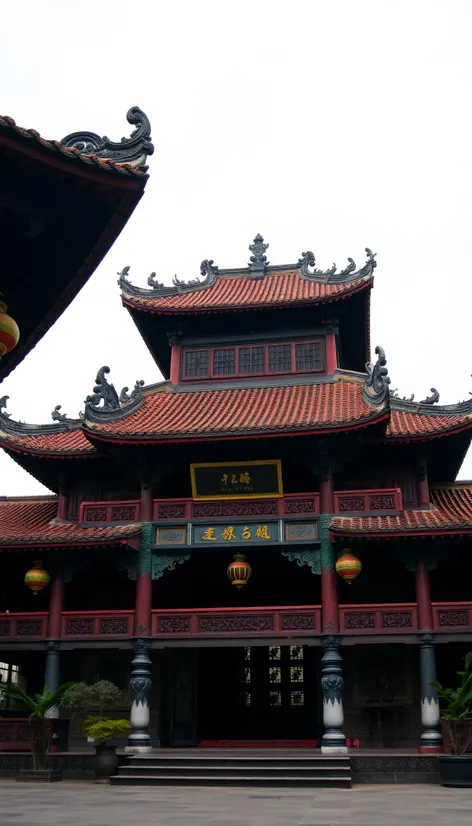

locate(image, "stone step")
[[118, 764, 350, 778], [110, 773, 352, 788]]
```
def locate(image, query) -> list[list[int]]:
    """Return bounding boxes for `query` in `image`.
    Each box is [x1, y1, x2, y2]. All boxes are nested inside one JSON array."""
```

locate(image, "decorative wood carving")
[[381, 611, 413, 628], [198, 614, 274, 633], [99, 618, 130, 635], [65, 619, 94, 636], [157, 616, 191, 633], [344, 612, 376, 629], [280, 614, 315, 631], [193, 501, 277, 518], [158, 503, 186, 519], [284, 498, 316, 515], [438, 610, 469, 627], [15, 621, 42, 636]]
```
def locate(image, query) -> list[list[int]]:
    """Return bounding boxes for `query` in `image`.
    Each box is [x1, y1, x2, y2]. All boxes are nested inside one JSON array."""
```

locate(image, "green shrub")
[[82, 716, 131, 744]]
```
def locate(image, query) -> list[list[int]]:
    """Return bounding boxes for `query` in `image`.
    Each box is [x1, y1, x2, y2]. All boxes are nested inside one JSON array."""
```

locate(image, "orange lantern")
[[336, 551, 362, 584], [0, 296, 20, 357], [24, 561, 50, 595], [227, 554, 252, 590]]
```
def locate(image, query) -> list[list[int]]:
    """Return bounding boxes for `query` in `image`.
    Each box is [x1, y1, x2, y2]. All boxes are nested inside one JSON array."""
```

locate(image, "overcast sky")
[[1, 0, 471, 495]]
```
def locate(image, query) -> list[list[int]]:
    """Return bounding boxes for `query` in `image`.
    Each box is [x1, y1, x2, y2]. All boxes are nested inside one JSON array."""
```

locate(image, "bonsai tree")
[[431, 652, 472, 755], [4, 682, 74, 771], [61, 679, 130, 746]]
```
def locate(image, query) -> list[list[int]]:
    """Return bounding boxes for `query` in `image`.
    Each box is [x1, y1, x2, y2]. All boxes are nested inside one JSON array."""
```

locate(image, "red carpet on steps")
[[197, 740, 318, 748]]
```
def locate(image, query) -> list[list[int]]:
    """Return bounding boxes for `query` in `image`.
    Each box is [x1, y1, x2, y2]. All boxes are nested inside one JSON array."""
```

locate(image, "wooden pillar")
[[140, 478, 153, 522], [320, 471, 339, 633], [415, 555, 433, 631], [325, 333, 338, 374], [415, 555, 442, 753], [47, 572, 64, 640], [56, 487, 69, 521], [169, 342, 181, 385], [44, 571, 64, 702], [417, 461, 430, 509]]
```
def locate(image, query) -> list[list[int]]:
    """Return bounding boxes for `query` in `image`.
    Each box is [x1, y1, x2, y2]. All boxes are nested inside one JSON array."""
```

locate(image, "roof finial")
[[85, 366, 120, 411], [363, 345, 391, 405], [51, 405, 68, 422], [248, 234, 269, 277], [0, 395, 10, 418], [420, 388, 440, 405], [60, 107, 154, 170]]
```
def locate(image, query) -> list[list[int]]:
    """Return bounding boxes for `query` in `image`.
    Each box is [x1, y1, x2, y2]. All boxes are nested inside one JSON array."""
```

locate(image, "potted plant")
[[61, 679, 130, 782], [4, 682, 74, 782], [431, 652, 472, 787]]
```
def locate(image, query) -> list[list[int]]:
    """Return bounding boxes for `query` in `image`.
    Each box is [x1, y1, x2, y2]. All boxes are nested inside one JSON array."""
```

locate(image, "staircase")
[[111, 751, 351, 788]]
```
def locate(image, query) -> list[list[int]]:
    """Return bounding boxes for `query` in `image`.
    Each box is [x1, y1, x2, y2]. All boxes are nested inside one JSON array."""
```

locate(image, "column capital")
[[45, 640, 60, 652], [321, 634, 341, 649], [132, 636, 152, 654], [419, 632, 435, 646]]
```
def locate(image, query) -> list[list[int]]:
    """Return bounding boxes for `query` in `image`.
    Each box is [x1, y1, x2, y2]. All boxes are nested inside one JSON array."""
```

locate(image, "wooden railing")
[[432, 602, 472, 632], [2, 603, 472, 641], [339, 603, 418, 633], [151, 605, 321, 637], [78, 487, 403, 524]]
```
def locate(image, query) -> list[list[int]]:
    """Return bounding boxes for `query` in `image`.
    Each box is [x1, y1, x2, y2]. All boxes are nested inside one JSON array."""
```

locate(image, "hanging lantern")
[[0, 296, 20, 358], [227, 553, 252, 590], [335, 551, 362, 585], [24, 561, 50, 595]]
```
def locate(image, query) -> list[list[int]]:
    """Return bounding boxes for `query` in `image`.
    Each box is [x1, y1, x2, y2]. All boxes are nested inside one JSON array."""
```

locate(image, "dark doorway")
[[198, 645, 319, 743]]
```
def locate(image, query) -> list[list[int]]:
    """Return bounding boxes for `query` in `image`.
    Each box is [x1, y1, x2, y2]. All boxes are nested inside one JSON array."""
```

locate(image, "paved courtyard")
[[1, 782, 471, 826]]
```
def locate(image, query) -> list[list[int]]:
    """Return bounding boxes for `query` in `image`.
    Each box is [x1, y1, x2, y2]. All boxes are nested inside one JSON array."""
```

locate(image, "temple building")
[[0, 224, 471, 760]]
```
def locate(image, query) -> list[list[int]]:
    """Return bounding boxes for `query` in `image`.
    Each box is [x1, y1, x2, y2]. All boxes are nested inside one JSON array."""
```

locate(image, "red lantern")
[[335, 551, 362, 584], [0, 296, 20, 357], [24, 561, 50, 595], [227, 554, 252, 590]]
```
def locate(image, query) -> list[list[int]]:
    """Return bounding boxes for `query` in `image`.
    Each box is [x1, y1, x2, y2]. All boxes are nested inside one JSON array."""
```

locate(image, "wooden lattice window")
[[213, 348, 236, 376], [239, 346, 265, 375], [183, 349, 210, 379], [268, 344, 291, 373], [295, 341, 322, 372]]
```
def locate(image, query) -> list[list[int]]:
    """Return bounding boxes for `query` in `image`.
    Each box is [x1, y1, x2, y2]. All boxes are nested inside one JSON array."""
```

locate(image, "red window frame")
[[180, 339, 325, 382]]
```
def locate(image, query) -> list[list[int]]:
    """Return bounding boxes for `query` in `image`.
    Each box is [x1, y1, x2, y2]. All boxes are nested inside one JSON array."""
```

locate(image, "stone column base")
[[321, 745, 349, 755]]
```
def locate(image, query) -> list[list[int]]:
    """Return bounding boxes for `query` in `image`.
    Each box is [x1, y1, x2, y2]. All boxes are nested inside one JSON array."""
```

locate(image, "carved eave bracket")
[[281, 548, 321, 575], [152, 551, 191, 580], [60, 106, 154, 170], [299, 247, 377, 284], [363, 345, 391, 406]]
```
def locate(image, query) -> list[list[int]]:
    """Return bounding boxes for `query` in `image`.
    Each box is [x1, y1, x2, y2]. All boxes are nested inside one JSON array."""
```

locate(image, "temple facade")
[[0, 226, 471, 753]]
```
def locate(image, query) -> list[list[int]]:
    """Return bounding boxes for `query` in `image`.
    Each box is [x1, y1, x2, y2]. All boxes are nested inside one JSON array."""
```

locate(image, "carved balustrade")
[[1, 604, 471, 642], [339, 603, 418, 633], [152, 605, 321, 637], [61, 610, 133, 638], [78, 488, 404, 524], [333, 488, 402, 514], [432, 602, 472, 632]]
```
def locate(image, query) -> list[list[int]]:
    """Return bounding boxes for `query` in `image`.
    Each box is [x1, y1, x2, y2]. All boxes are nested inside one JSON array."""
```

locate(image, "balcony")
[[78, 488, 403, 524], [1, 603, 472, 642]]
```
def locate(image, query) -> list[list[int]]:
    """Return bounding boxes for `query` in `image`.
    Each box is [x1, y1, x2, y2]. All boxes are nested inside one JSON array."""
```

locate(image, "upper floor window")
[[181, 339, 325, 381]]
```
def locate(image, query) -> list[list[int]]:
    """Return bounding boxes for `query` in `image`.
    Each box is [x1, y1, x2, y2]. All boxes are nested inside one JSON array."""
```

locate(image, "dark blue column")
[[419, 633, 442, 753], [126, 638, 153, 753], [44, 640, 60, 694], [320, 636, 347, 754]]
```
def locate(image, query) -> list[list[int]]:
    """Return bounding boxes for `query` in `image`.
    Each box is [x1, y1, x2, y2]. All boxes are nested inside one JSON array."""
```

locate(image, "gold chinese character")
[[256, 524, 271, 540], [231, 473, 238, 484], [242, 526, 251, 540], [239, 472, 251, 484], [221, 526, 236, 540], [202, 527, 217, 541], [221, 473, 229, 485]]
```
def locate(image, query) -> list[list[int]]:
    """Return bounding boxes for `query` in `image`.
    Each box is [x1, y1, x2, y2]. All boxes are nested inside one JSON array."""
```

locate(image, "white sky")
[[0, 0, 471, 495]]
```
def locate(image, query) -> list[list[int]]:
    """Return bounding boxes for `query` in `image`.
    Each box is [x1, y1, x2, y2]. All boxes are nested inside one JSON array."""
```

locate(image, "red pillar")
[[134, 480, 153, 636], [415, 555, 433, 631], [140, 479, 153, 521], [325, 333, 338, 374], [417, 461, 430, 509], [56, 488, 69, 521], [320, 471, 339, 633], [170, 345, 181, 385], [47, 572, 64, 638]]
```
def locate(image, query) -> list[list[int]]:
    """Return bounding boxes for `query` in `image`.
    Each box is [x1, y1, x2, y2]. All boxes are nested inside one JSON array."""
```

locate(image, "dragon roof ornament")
[[84, 367, 146, 421], [363, 345, 391, 406], [60, 106, 154, 170], [299, 247, 377, 284]]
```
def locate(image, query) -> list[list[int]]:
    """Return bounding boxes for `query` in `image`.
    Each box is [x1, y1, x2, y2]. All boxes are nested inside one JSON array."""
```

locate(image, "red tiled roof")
[[387, 409, 472, 439], [122, 271, 372, 313], [0, 426, 96, 457], [0, 115, 146, 177], [0, 498, 141, 547], [330, 485, 472, 537], [85, 380, 386, 441]]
